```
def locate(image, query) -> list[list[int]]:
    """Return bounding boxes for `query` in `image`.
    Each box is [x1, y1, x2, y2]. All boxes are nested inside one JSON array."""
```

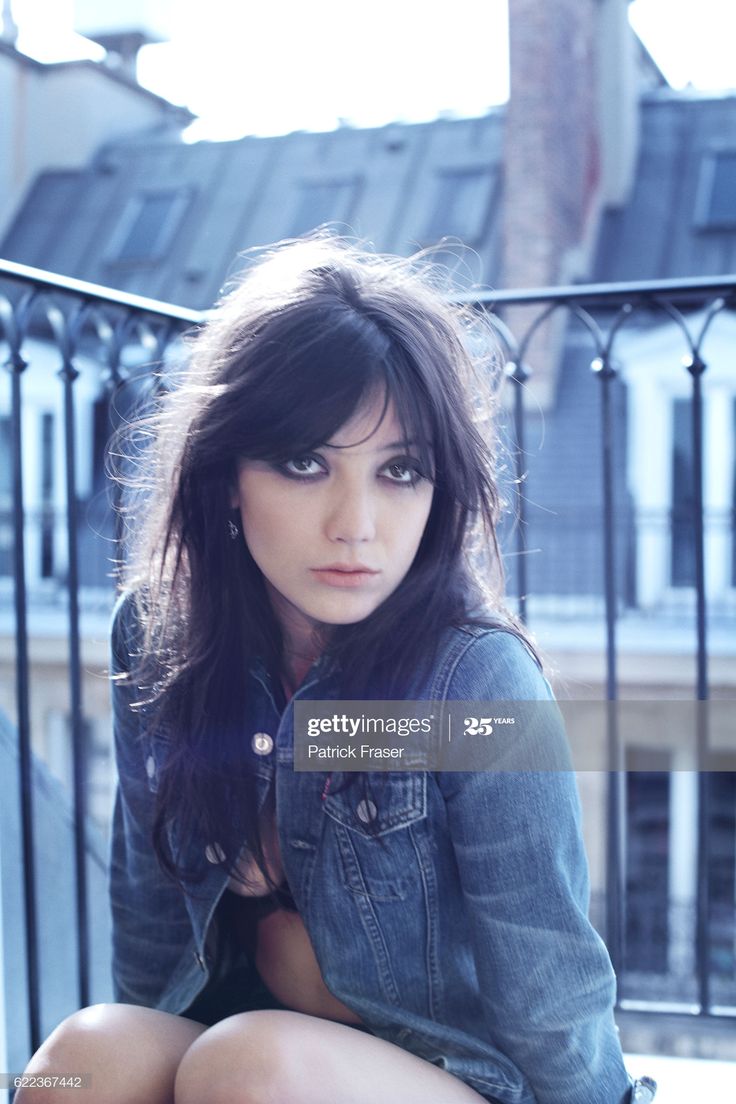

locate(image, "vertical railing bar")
[[593, 354, 624, 985], [695, 731, 710, 1016], [600, 375, 620, 703], [683, 357, 709, 704], [7, 347, 41, 1055], [513, 368, 528, 624], [105, 312, 139, 566], [109, 380, 125, 555], [687, 355, 710, 1016], [104, 322, 127, 557], [689, 360, 709, 702], [59, 342, 90, 1009]]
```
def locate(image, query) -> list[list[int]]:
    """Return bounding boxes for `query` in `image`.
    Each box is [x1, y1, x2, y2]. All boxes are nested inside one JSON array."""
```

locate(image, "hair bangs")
[[377, 351, 436, 482], [229, 303, 401, 462]]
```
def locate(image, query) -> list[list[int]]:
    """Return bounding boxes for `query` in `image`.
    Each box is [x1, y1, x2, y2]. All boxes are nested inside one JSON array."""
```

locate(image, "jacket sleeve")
[[108, 590, 194, 1007], [436, 630, 634, 1104]]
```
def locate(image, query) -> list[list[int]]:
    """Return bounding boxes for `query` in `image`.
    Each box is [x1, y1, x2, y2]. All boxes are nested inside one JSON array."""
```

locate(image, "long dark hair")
[[113, 234, 532, 892]]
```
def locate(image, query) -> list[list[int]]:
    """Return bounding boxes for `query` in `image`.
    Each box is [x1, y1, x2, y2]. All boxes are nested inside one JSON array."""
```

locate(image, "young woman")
[[17, 237, 649, 1104]]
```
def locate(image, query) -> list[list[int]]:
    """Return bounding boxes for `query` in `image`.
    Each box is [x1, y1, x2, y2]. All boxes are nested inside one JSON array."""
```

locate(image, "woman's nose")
[[324, 483, 377, 544]]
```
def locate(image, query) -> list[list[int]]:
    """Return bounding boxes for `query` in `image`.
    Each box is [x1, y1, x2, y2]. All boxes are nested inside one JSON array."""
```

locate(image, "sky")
[[5, 0, 736, 142]]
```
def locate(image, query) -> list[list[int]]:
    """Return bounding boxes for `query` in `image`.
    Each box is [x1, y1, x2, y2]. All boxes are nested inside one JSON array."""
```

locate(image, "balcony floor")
[[624, 1052, 736, 1101]]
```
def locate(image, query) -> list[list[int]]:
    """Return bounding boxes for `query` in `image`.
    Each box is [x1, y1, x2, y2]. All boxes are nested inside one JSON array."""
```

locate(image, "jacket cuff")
[[628, 1075, 657, 1102]]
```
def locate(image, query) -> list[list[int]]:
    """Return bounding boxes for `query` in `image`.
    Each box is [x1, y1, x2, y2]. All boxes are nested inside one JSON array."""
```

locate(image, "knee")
[[16, 1002, 197, 1104], [174, 1010, 304, 1104], [16, 1005, 121, 1103]]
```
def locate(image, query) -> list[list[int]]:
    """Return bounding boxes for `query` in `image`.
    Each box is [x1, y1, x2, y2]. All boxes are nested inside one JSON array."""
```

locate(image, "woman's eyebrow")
[[323, 439, 423, 453], [378, 439, 421, 451]]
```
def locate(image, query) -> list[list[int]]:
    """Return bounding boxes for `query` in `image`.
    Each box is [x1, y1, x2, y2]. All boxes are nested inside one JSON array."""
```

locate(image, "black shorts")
[[181, 947, 376, 1038], [181, 949, 500, 1102]]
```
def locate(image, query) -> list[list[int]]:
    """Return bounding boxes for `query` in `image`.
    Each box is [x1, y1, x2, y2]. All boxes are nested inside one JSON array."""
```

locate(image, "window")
[[625, 748, 671, 973], [290, 179, 359, 237], [423, 167, 497, 245], [695, 150, 736, 231], [109, 189, 191, 264], [706, 763, 736, 978], [619, 314, 736, 610], [670, 399, 695, 587]]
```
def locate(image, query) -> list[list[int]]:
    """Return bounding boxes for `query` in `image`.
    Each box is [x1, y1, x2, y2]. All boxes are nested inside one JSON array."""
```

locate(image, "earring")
[[228, 517, 239, 541]]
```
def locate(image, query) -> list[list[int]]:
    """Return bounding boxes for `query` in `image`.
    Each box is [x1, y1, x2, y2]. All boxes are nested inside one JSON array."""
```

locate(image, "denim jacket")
[[109, 591, 637, 1104]]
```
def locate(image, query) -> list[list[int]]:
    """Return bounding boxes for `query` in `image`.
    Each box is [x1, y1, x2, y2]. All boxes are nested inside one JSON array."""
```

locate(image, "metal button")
[[356, 798, 378, 824], [252, 732, 273, 755], [205, 842, 225, 864], [145, 755, 156, 780]]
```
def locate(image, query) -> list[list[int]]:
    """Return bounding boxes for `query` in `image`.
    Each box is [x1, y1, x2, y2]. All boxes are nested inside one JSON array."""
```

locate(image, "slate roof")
[[1, 113, 505, 309], [595, 90, 736, 281], [4, 88, 735, 312]]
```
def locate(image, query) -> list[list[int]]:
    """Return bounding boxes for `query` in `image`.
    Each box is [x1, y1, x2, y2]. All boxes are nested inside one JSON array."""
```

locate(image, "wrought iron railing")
[[1, 258, 735, 1061]]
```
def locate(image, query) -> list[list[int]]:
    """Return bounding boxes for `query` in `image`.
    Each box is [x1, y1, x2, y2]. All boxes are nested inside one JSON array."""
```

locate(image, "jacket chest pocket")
[[321, 773, 427, 900], [322, 772, 426, 837]]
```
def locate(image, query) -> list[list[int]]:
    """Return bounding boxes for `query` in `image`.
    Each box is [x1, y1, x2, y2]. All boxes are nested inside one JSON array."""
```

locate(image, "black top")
[[221, 880, 298, 962]]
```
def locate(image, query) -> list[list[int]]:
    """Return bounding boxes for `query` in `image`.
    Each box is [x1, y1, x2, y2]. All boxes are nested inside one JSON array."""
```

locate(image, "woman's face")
[[232, 394, 434, 651]]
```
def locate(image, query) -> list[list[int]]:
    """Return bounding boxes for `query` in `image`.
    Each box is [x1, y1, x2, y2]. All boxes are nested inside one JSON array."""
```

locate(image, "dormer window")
[[423, 167, 497, 246], [290, 178, 360, 237], [695, 150, 736, 231], [108, 188, 192, 265]]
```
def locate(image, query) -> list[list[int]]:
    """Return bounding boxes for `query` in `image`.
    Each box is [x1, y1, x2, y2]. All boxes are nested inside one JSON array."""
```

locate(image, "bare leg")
[[15, 1003, 206, 1104], [175, 1009, 491, 1104]]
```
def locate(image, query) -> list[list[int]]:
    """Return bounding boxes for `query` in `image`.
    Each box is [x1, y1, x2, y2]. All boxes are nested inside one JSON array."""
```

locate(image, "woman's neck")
[[280, 647, 316, 699], [262, 581, 328, 698]]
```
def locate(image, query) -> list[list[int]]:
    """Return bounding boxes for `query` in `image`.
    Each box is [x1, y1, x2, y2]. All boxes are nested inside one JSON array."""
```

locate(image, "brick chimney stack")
[[502, 0, 638, 406]]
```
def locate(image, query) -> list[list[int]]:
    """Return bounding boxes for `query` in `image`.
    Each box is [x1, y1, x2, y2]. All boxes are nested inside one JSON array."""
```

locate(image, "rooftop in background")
[[594, 89, 736, 282], [0, 111, 506, 308], [0, 36, 193, 120], [3, 88, 736, 311]]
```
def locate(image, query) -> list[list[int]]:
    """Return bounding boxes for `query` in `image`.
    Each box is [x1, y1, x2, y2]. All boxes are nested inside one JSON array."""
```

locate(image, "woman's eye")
[[383, 460, 424, 485], [280, 456, 324, 478]]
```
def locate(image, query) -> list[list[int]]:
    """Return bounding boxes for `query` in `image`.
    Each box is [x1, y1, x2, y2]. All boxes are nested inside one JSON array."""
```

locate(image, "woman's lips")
[[310, 568, 380, 588]]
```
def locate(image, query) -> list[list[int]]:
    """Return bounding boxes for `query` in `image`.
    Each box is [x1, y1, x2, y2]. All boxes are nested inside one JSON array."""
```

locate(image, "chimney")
[[501, 0, 640, 406], [74, 0, 175, 81], [2, 0, 18, 45], [597, 0, 640, 207]]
